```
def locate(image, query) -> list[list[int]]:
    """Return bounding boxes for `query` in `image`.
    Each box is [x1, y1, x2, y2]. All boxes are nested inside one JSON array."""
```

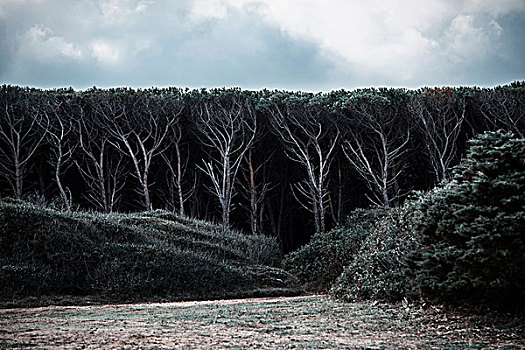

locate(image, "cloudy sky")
[[1, 0, 524, 91]]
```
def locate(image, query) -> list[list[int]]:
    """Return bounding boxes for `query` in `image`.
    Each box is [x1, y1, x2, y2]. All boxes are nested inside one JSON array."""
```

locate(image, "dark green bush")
[[330, 131, 525, 310], [282, 208, 387, 291], [330, 207, 420, 302], [407, 131, 525, 310], [281, 130, 525, 311], [0, 202, 298, 303]]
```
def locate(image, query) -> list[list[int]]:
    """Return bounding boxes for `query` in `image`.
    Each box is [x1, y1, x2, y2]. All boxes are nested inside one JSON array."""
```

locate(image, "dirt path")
[[1, 295, 523, 349]]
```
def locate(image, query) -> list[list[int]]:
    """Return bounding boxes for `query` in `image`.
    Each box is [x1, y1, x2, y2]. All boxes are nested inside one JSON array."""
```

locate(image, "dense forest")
[[1, 82, 524, 252]]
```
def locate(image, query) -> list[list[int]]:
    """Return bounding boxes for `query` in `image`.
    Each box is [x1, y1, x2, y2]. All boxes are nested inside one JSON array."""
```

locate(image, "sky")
[[1, 0, 524, 91]]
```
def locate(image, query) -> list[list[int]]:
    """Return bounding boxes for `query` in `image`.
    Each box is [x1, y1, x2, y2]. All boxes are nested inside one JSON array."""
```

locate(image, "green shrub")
[[284, 131, 524, 311], [407, 131, 525, 310], [282, 208, 387, 291], [0, 202, 299, 303], [330, 207, 420, 302]]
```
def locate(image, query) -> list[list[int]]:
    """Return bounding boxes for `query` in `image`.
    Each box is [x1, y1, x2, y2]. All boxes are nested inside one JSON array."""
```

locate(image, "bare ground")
[[1, 295, 523, 349]]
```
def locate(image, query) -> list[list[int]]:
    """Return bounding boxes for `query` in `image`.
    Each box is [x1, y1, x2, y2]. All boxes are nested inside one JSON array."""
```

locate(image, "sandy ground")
[[1, 295, 524, 349]]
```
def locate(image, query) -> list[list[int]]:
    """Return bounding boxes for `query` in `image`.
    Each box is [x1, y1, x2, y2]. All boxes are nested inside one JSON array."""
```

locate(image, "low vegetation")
[[285, 131, 525, 313], [0, 200, 300, 306], [282, 208, 387, 291], [331, 206, 421, 303]]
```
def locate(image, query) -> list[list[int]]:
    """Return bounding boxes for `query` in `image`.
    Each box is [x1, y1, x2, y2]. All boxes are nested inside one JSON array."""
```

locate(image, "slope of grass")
[[0, 199, 300, 306]]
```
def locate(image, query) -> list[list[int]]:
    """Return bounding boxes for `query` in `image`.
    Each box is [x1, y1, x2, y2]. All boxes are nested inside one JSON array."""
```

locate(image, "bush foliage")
[[286, 130, 525, 311], [330, 207, 420, 302], [408, 131, 525, 309], [282, 208, 387, 291], [0, 200, 299, 303]]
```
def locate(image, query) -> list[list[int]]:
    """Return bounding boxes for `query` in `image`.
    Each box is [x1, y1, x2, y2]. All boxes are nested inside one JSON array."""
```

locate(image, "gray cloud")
[[0, 0, 524, 90]]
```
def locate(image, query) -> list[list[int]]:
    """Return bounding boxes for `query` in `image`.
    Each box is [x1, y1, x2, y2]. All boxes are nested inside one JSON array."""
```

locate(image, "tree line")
[[1, 83, 524, 252]]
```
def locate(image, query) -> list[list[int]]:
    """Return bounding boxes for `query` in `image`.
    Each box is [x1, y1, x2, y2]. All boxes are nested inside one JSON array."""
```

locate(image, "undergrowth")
[[0, 200, 300, 305]]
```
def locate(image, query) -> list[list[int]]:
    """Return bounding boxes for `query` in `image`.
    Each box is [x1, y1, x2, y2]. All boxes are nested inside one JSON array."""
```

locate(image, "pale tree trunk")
[[328, 158, 344, 226], [266, 97, 338, 234], [54, 139, 70, 210], [161, 138, 195, 217], [248, 149, 258, 234], [120, 134, 154, 211], [342, 97, 411, 208], [94, 91, 182, 211], [408, 90, 466, 184], [241, 148, 271, 235], [194, 92, 257, 229], [222, 154, 232, 228], [76, 105, 125, 213], [42, 98, 76, 211], [175, 143, 185, 216], [0, 90, 47, 200], [14, 159, 22, 200]]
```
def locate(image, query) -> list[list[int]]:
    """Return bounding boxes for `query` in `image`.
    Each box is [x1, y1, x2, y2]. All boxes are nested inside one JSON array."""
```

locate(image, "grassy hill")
[[0, 199, 301, 307]]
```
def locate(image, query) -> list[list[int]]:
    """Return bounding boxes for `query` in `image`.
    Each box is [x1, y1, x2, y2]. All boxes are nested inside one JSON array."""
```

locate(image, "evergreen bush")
[[282, 208, 387, 291], [408, 130, 525, 310], [330, 207, 420, 302]]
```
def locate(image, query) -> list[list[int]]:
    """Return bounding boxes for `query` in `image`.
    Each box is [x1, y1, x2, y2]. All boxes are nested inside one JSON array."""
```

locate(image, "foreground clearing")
[[1, 295, 523, 349]]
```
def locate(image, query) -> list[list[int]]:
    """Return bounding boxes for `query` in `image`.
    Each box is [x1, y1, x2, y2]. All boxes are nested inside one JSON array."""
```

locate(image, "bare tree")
[[266, 95, 339, 234], [41, 92, 76, 211], [95, 89, 182, 210], [0, 87, 47, 199], [160, 122, 196, 216], [342, 95, 410, 208], [239, 148, 273, 235], [193, 91, 257, 229], [477, 86, 525, 138], [408, 89, 466, 183], [76, 100, 125, 213]]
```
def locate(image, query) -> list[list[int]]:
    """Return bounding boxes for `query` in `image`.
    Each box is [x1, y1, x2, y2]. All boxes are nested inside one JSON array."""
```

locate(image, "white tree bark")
[[76, 104, 125, 213], [41, 95, 76, 211], [408, 90, 466, 183], [267, 99, 339, 234], [161, 125, 196, 217], [0, 89, 47, 199], [194, 93, 257, 229], [342, 96, 410, 208], [95, 91, 182, 211], [239, 148, 273, 235]]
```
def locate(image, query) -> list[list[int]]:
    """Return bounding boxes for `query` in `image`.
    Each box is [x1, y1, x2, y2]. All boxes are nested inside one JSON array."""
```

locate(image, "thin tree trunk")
[[175, 143, 185, 216], [54, 145, 71, 211], [248, 149, 258, 234], [15, 159, 23, 200]]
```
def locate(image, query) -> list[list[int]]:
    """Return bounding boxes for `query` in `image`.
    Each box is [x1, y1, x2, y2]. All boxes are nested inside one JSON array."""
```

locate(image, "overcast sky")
[[1, 0, 524, 91]]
